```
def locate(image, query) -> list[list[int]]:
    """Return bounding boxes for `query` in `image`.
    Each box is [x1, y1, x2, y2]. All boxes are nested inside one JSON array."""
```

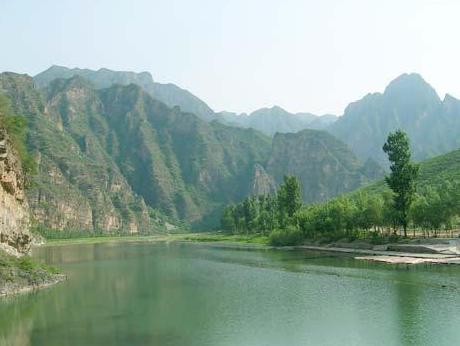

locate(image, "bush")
[[269, 227, 304, 246]]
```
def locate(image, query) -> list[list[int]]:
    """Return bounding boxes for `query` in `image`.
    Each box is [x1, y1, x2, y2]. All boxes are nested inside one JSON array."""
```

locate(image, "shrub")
[[269, 227, 304, 246]]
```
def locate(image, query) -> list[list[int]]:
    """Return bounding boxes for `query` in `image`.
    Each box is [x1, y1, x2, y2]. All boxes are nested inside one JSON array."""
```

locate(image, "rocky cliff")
[[267, 129, 377, 204], [328, 73, 460, 165], [0, 129, 31, 254], [0, 70, 383, 231]]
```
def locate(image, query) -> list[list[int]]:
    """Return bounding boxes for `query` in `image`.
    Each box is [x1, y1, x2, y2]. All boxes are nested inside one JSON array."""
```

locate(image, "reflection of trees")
[[2, 243, 224, 345], [0, 294, 40, 346], [393, 270, 424, 346]]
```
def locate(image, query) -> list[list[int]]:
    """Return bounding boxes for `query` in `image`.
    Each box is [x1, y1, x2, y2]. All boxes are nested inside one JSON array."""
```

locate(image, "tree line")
[[221, 130, 460, 245]]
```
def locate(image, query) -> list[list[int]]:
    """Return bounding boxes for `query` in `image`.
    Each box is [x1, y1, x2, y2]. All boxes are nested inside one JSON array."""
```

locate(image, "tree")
[[277, 175, 302, 227], [221, 204, 236, 232], [383, 130, 419, 237]]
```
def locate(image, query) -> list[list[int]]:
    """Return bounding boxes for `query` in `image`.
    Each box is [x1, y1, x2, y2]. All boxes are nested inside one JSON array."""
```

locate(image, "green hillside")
[[0, 71, 380, 232]]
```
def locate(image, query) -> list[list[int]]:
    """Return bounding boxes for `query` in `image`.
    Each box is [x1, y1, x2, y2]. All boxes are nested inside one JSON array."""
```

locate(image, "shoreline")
[[39, 233, 195, 247], [0, 274, 66, 298], [296, 245, 460, 265], [0, 249, 66, 299], [35, 233, 460, 266]]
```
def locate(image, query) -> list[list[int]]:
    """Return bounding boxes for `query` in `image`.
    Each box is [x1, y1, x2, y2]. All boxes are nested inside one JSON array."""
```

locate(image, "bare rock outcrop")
[[0, 129, 31, 254]]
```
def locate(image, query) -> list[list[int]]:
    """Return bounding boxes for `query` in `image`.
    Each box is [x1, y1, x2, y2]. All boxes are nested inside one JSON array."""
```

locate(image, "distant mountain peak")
[[443, 93, 459, 103], [34, 65, 215, 121], [250, 105, 290, 117], [384, 72, 440, 102]]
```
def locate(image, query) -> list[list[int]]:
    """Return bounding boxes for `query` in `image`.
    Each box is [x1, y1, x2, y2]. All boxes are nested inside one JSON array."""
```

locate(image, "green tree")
[[221, 204, 236, 232], [277, 175, 302, 226], [383, 130, 419, 237]]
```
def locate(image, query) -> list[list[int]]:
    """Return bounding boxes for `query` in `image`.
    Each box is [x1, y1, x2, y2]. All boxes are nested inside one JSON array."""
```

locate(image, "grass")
[[183, 233, 270, 245], [36, 230, 270, 247], [0, 251, 61, 292], [42, 234, 193, 246]]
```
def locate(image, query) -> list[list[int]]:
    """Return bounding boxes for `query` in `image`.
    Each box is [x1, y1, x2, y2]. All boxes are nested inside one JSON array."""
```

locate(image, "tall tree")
[[277, 175, 302, 226], [383, 130, 419, 237]]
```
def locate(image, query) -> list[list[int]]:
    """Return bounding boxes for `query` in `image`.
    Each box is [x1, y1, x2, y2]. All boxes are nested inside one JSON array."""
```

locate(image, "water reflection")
[[1, 242, 460, 346]]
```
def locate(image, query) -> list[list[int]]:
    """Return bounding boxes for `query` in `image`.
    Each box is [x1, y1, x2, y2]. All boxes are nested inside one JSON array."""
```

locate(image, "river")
[[1, 241, 460, 345]]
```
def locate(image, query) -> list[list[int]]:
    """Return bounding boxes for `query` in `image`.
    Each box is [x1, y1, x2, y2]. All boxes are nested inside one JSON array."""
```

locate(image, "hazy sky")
[[2, 0, 460, 114]]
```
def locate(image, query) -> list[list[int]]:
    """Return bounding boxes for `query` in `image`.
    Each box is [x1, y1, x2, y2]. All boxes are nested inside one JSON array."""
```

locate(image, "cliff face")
[[1, 73, 271, 230], [0, 129, 31, 254], [267, 130, 374, 204]]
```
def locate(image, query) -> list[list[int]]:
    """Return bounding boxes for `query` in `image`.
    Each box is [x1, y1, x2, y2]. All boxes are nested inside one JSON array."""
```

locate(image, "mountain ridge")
[[328, 73, 460, 165]]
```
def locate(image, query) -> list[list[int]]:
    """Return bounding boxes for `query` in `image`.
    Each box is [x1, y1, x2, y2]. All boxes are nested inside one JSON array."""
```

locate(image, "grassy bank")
[[0, 251, 64, 297], [41, 233, 196, 246], [184, 233, 269, 245], [32, 228, 270, 248]]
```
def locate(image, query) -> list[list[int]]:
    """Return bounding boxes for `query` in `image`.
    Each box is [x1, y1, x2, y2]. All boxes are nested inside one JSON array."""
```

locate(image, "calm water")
[[1, 242, 460, 346]]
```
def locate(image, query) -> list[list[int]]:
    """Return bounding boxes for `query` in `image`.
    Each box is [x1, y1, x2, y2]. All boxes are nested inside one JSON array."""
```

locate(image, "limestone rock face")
[[267, 130, 372, 204], [0, 129, 31, 254], [251, 164, 276, 196]]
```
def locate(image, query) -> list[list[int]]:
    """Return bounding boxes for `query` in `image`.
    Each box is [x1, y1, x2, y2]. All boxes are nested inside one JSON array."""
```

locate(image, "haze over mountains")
[[35, 66, 338, 135], [35, 65, 216, 121], [36, 66, 460, 167], [1, 65, 460, 231], [329, 73, 460, 165], [217, 107, 337, 136]]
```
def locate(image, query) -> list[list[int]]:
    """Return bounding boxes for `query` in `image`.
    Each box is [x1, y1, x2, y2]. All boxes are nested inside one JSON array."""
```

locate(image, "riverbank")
[[38, 232, 269, 248], [41, 233, 194, 247], [182, 233, 460, 265], [0, 250, 65, 297], [33, 231, 460, 266]]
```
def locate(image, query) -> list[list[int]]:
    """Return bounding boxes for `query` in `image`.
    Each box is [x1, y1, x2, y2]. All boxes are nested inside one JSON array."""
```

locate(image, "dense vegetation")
[[1, 70, 380, 232], [0, 94, 36, 175], [221, 175, 304, 245], [222, 131, 460, 245]]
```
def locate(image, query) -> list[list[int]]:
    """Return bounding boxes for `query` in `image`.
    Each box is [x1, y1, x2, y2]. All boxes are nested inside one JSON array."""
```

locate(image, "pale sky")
[[1, 0, 460, 115]]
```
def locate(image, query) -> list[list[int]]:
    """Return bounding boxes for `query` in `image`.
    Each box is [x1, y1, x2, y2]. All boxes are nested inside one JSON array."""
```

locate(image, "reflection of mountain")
[[4, 243, 460, 345]]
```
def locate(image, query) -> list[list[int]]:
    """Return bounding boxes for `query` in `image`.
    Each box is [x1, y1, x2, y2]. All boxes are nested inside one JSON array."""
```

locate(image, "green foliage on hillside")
[[0, 93, 36, 175], [267, 129, 382, 204], [222, 133, 460, 244], [1, 72, 276, 230], [221, 175, 303, 245]]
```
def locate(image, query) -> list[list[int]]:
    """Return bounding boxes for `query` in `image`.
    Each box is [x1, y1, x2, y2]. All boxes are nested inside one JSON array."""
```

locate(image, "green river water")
[[1, 241, 460, 346]]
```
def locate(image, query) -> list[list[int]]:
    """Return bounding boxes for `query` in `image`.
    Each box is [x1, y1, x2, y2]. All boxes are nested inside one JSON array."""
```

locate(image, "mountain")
[[0, 72, 163, 233], [363, 146, 460, 195], [35, 66, 340, 136], [266, 129, 382, 203], [328, 73, 460, 165], [0, 109, 31, 254], [34, 65, 216, 121], [1, 70, 382, 231], [217, 106, 337, 136], [0, 72, 272, 229]]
